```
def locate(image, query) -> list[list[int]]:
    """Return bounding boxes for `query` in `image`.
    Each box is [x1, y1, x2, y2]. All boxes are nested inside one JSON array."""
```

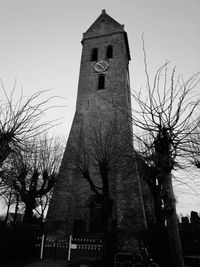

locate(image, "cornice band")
[[81, 31, 124, 44]]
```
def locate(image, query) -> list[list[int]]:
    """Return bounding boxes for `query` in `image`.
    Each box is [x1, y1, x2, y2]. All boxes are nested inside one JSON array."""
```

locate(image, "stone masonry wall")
[[46, 12, 148, 241]]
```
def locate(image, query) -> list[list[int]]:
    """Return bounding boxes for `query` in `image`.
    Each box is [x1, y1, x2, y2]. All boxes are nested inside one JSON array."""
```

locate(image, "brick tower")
[[46, 10, 149, 245]]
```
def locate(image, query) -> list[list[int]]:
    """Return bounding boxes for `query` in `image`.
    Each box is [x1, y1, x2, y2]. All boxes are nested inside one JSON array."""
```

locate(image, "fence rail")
[[35, 235, 103, 261]]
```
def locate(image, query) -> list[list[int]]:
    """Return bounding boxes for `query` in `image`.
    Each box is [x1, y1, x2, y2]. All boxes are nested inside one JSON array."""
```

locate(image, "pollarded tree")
[[2, 135, 64, 224], [68, 123, 125, 262], [0, 80, 56, 168], [68, 123, 123, 232], [131, 46, 200, 267]]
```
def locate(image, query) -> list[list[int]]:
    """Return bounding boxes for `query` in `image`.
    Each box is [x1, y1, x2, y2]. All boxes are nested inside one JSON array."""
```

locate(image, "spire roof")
[[82, 10, 130, 60], [83, 9, 125, 40]]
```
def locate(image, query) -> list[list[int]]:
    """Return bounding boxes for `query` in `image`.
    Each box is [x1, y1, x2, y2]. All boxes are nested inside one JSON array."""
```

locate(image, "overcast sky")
[[0, 0, 200, 215]]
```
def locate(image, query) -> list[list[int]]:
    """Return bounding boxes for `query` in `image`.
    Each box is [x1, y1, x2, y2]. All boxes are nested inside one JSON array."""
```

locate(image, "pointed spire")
[[82, 10, 130, 60], [82, 10, 124, 41]]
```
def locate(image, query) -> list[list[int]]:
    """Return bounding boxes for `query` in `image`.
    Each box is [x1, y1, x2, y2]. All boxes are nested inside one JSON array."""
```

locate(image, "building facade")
[[46, 10, 151, 242]]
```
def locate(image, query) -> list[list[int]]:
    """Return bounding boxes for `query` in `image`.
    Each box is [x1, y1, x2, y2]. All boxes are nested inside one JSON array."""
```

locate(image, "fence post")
[[67, 235, 72, 262], [40, 234, 45, 260], [54, 240, 57, 260]]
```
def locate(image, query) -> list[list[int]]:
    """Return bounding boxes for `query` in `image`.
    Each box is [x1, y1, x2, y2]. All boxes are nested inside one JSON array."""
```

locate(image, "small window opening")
[[106, 45, 113, 59], [91, 48, 98, 61], [98, 75, 105, 90]]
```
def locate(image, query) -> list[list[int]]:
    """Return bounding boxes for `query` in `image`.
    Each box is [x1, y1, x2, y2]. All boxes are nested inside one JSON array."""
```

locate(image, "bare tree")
[[1, 135, 64, 224], [34, 190, 53, 226], [68, 123, 122, 232], [130, 43, 200, 267], [0, 80, 58, 168]]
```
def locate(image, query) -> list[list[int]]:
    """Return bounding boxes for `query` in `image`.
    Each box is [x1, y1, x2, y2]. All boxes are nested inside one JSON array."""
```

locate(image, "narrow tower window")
[[106, 45, 113, 59], [91, 48, 98, 61], [98, 75, 105, 90]]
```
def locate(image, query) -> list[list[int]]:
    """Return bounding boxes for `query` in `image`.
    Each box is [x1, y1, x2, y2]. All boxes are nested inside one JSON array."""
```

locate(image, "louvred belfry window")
[[106, 45, 113, 59]]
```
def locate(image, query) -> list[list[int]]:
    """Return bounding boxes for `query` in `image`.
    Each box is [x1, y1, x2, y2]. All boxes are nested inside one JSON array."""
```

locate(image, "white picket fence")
[[35, 234, 103, 261]]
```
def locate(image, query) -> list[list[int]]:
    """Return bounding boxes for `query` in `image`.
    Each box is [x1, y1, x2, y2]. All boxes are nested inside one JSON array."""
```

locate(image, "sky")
[[0, 0, 200, 215]]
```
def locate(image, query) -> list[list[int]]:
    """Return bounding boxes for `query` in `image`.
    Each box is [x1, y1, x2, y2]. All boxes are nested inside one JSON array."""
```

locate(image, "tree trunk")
[[102, 196, 112, 230], [0, 140, 11, 168], [13, 194, 19, 226], [102, 170, 112, 231], [154, 191, 165, 229], [5, 191, 12, 224], [163, 171, 185, 267], [23, 201, 35, 224]]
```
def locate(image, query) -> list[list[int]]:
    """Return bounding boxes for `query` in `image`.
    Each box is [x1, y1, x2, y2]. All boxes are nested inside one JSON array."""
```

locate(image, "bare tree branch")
[[0, 82, 63, 168], [1, 134, 64, 224]]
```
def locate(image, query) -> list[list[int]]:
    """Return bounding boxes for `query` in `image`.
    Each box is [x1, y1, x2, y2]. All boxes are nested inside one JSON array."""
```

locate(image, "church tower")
[[46, 10, 148, 242]]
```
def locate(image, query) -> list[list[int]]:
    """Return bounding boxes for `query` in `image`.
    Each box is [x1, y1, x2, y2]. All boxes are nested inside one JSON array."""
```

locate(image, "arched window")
[[98, 75, 105, 90], [91, 48, 98, 61], [106, 45, 113, 59]]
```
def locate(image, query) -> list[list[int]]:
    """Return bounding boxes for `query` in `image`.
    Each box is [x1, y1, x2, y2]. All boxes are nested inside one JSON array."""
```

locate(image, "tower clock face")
[[94, 60, 109, 73]]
